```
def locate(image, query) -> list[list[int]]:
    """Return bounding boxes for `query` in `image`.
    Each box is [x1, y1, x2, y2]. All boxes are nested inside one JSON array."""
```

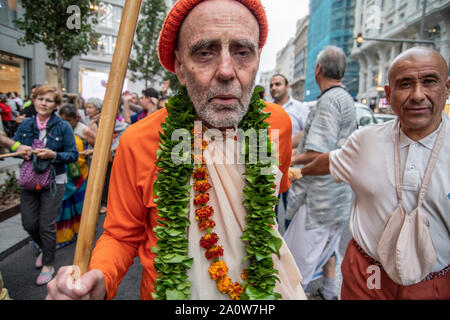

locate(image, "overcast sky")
[[258, 0, 310, 74]]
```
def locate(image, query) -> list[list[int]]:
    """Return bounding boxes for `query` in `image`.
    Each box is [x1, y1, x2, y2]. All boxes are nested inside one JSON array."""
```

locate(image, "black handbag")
[[32, 155, 51, 174]]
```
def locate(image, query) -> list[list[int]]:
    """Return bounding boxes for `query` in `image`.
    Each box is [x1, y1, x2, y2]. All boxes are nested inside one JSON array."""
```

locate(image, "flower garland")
[[193, 162, 246, 300], [152, 86, 282, 300]]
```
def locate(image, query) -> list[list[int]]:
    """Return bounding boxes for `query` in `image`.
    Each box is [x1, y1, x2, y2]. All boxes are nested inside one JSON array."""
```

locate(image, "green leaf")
[[166, 289, 187, 300]]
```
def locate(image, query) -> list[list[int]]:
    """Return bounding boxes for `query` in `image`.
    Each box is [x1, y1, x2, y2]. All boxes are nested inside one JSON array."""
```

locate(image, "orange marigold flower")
[[202, 140, 208, 150], [217, 276, 233, 294], [193, 167, 208, 180], [194, 193, 209, 206], [229, 282, 245, 300], [198, 219, 215, 231], [200, 232, 219, 249], [195, 206, 214, 221], [194, 180, 212, 193], [205, 245, 223, 260], [241, 269, 248, 281], [209, 260, 228, 280]]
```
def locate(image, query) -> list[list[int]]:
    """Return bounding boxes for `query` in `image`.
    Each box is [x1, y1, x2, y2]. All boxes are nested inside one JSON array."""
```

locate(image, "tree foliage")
[[128, 0, 178, 90], [14, 0, 98, 90]]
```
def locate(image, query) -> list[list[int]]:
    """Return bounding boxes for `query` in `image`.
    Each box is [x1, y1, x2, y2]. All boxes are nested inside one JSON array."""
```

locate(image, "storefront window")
[[45, 64, 68, 92], [98, 2, 122, 28], [0, 0, 18, 29], [96, 34, 117, 55], [0, 52, 27, 98]]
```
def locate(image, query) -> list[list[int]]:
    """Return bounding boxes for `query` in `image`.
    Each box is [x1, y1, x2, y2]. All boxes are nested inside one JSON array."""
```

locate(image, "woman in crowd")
[[84, 97, 102, 133], [13, 85, 78, 286], [56, 104, 95, 249], [0, 94, 13, 137]]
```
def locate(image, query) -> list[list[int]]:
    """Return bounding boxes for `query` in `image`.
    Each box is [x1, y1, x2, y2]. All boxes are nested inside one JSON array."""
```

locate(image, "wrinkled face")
[[385, 53, 450, 138], [85, 103, 99, 118], [35, 92, 58, 119], [174, 0, 261, 129], [269, 76, 289, 102]]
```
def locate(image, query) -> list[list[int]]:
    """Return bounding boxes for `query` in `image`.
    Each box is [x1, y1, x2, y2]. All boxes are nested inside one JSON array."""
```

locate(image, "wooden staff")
[[0, 151, 27, 159], [73, 0, 142, 275]]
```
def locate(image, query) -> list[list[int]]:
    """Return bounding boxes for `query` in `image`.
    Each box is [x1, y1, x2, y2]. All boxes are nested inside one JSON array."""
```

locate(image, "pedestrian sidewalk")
[[0, 157, 28, 261], [0, 214, 30, 261]]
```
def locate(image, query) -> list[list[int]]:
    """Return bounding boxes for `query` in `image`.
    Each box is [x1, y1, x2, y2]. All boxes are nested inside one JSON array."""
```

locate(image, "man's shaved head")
[[388, 47, 448, 84], [384, 46, 450, 141]]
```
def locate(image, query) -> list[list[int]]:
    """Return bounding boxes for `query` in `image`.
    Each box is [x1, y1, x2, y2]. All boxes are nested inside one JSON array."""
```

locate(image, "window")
[[96, 35, 117, 55], [98, 2, 122, 28], [294, 49, 306, 79], [371, 69, 378, 87], [45, 64, 68, 92], [0, 53, 27, 97], [0, 0, 18, 29]]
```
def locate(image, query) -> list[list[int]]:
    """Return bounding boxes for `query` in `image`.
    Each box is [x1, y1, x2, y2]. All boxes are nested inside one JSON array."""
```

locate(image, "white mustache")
[[206, 86, 242, 102]]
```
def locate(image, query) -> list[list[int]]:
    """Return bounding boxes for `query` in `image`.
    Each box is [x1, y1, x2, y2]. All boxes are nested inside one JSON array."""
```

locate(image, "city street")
[[0, 214, 142, 300], [0, 210, 351, 300]]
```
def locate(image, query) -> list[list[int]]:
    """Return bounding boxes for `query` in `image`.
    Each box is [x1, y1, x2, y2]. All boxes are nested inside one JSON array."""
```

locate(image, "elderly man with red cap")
[[46, 0, 306, 300]]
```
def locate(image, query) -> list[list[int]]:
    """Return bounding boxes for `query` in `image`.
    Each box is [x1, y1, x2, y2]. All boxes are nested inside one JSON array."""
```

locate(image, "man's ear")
[[446, 77, 450, 98], [174, 50, 186, 86], [314, 64, 321, 78], [385, 85, 391, 104]]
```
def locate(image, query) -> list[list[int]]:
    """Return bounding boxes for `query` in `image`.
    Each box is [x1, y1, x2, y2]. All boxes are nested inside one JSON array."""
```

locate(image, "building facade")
[[274, 38, 295, 86], [257, 69, 274, 101], [304, 0, 360, 101], [351, 0, 450, 112], [79, 0, 125, 100], [0, 0, 79, 97], [80, 0, 177, 100], [291, 16, 309, 101]]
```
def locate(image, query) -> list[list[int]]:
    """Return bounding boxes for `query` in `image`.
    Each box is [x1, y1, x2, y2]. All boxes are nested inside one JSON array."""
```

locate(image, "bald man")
[[297, 47, 450, 299]]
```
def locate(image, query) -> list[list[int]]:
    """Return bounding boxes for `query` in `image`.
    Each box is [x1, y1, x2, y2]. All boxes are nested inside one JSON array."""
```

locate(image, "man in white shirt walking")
[[270, 74, 309, 148], [270, 74, 310, 233]]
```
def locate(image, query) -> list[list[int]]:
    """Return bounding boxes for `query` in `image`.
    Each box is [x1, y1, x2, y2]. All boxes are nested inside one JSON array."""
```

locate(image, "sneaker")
[[34, 252, 43, 269]]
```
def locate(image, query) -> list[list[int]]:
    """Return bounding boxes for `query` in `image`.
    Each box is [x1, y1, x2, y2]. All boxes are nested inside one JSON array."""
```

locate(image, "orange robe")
[[89, 102, 298, 299]]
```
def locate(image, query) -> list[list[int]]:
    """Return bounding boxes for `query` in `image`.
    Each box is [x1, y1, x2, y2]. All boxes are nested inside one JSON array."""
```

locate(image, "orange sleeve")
[[264, 102, 292, 194], [88, 112, 163, 299]]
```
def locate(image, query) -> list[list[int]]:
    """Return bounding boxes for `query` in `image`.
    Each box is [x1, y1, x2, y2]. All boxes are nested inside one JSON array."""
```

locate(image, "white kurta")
[[187, 130, 306, 300]]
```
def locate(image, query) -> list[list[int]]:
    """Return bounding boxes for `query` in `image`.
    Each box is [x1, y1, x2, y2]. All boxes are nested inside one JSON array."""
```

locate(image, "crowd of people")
[[0, 81, 169, 288], [1, 0, 449, 301]]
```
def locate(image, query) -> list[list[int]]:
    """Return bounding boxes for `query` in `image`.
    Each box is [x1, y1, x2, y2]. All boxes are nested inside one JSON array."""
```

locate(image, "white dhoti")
[[284, 205, 344, 288]]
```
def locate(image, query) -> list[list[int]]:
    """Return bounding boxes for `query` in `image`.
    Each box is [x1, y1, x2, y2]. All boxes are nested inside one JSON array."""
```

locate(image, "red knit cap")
[[158, 0, 268, 73]]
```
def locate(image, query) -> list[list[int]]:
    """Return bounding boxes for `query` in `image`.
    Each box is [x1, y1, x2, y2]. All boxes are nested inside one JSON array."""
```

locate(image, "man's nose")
[[410, 83, 426, 102], [216, 52, 235, 81]]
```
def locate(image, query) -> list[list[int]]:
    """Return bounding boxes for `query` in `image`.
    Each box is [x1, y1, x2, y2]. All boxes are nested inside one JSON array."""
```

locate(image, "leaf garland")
[[152, 86, 282, 300]]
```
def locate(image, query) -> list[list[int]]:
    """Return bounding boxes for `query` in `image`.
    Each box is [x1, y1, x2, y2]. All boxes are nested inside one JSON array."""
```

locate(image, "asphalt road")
[[0, 214, 142, 300]]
